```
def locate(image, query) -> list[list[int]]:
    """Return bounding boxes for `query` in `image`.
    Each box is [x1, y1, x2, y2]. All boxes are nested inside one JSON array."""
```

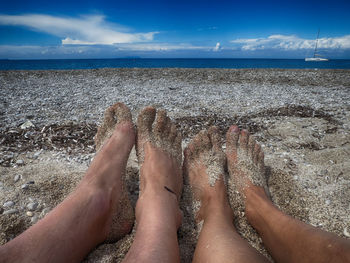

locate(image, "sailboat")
[[305, 29, 329, 61]]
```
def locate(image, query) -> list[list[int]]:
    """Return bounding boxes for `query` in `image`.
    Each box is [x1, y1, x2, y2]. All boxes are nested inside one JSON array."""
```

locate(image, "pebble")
[[344, 227, 350, 238], [20, 120, 35, 129], [325, 200, 331, 205], [21, 184, 29, 189], [16, 159, 24, 165], [31, 215, 38, 224], [26, 211, 34, 217], [3, 201, 14, 207], [14, 174, 21, 182], [3, 209, 18, 215], [27, 202, 38, 211], [40, 208, 50, 218], [33, 151, 42, 159]]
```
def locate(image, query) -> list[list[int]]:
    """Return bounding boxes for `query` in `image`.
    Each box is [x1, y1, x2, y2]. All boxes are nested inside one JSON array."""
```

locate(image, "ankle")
[[136, 188, 182, 229], [244, 186, 274, 229], [200, 194, 233, 223]]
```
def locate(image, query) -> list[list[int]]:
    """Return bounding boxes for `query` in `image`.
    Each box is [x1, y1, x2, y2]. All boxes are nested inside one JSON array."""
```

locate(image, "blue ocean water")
[[1, 58, 350, 70]]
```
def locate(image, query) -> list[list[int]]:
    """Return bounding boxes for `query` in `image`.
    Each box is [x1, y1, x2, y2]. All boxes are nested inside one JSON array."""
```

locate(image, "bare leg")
[[123, 107, 183, 263], [184, 127, 268, 263], [0, 103, 135, 263], [226, 125, 350, 263]]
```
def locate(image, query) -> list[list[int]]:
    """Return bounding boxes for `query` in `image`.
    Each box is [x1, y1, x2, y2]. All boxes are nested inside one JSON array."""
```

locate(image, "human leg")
[[0, 103, 135, 263], [226, 125, 350, 263], [123, 107, 183, 263], [184, 127, 268, 263]]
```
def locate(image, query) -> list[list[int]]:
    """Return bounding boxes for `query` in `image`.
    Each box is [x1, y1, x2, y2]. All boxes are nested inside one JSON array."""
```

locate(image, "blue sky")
[[1, 0, 350, 59]]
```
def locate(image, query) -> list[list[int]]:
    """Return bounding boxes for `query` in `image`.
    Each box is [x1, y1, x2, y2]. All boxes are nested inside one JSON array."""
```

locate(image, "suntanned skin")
[[123, 106, 183, 263], [0, 120, 135, 263], [1, 104, 349, 263], [184, 126, 269, 263], [225, 125, 350, 263]]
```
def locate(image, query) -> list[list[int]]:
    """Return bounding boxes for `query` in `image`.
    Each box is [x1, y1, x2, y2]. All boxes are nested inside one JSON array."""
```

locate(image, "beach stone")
[[20, 120, 35, 129], [33, 151, 42, 159], [16, 159, 24, 165], [3, 201, 14, 208], [14, 174, 21, 182], [27, 202, 38, 211], [3, 209, 18, 215], [21, 184, 29, 189], [344, 227, 350, 238], [40, 208, 51, 218], [26, 211, 34, 217], [325, 200, 331, 205], [31, 215, 38, 224]]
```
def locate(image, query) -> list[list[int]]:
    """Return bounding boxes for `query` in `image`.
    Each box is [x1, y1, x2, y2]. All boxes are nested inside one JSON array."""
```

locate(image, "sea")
[[1, 58, 350, 70]]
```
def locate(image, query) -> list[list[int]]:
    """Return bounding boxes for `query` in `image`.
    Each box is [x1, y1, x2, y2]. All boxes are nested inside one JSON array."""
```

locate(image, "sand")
[[1, 68, 349, 262]]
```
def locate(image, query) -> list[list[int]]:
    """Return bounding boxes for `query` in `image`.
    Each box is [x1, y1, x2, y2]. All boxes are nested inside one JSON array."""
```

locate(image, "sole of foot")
[[94, 102, 135, 243], [184, 126, 232, 222]]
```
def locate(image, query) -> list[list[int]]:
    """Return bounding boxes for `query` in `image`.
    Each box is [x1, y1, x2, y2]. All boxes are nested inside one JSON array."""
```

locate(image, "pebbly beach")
[[1, 68, 350, 262]]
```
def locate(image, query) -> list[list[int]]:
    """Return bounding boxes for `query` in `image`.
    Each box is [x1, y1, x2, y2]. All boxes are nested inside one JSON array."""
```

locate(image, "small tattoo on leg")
[[164, 186, 176, 195]]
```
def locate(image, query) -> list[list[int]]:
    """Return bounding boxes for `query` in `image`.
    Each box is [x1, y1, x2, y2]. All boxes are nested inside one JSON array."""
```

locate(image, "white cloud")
[[0, 43, 213, 59], [213, 42, 221, 51], [114, 43, 210, 51], [231, 34, 350, 51], [0, 14, 158, 45]]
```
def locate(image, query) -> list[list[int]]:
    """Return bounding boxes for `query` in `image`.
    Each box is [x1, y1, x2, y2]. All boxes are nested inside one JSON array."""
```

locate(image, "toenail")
[[231, 126, 240, 133]]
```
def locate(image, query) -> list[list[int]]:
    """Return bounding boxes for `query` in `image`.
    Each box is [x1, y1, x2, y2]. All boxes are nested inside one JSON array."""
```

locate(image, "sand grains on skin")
[[94, 102, 135, 243], [226, 125, 269, 198], [136, 106, 183, 199], [183, 126, 226, 222]]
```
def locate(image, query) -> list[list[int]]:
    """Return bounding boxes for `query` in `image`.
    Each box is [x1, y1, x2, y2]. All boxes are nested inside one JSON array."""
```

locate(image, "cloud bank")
[[0, 14, 157, 45], [231, 34, 350, 51]]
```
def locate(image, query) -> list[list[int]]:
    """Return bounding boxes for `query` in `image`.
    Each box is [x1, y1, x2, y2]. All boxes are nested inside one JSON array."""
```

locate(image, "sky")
[[0, 0, 350, 59]]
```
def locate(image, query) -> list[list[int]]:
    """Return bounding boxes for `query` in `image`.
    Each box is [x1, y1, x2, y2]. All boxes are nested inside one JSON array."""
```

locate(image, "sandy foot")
[[94, 102, 135, 243], [136, 106, 183, 199], [226, 125, 269, 201], [183, 126, 228, 221]]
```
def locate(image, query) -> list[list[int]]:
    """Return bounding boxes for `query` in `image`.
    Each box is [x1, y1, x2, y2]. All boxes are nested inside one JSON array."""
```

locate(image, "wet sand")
[[1, 68, 349, 262]]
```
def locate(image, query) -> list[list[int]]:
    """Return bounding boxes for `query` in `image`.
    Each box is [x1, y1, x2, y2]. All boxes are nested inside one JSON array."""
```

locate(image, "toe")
[[239, 129, 249, 154], [137, 106, 156, 140], [253, 144, 261, 165], [208, 126, 222, 152], [184, 140, 195, 162], [258, 150, 265, 172], [169, 123, 178, 142], [104, 105, 118, 127], [164, 115, 172, 138], [226, 125, 240, 152], [197, 130, 211, 149], [247, 135, 256, 159], [154, 109, 168, 138], [174, 131, 182, 153], [113, 102, 132, 124]]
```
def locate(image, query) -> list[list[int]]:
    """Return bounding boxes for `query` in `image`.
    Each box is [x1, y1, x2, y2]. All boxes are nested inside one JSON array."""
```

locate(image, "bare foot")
[[225, 125, 270, 219], [90, 102, 135, 242], [123, 107, 183, 263], [184, 127, 232, 222], [135, 107, 183, 224]]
